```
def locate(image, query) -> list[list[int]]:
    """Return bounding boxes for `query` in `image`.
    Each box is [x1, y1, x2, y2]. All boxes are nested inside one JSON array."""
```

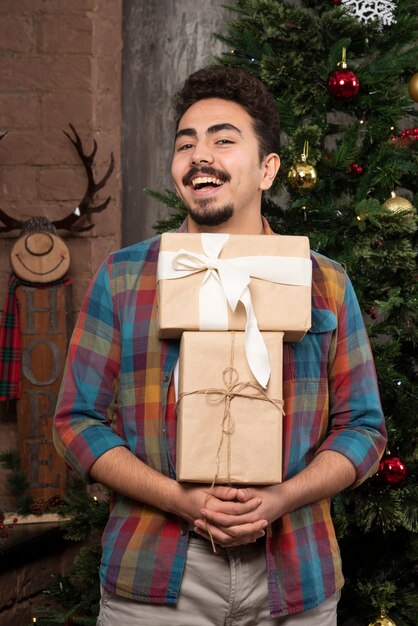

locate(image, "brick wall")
[[0, 0, 122, 314], [0, 4, 122, 623]]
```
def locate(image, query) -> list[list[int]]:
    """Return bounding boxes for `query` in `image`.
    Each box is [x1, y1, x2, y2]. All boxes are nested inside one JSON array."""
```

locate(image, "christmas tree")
[[155, 1, 418, 625], [38, 2, 418, 624]]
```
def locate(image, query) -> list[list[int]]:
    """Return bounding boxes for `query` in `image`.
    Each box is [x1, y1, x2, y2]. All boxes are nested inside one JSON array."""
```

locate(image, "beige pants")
[[97, 537, 340, 626]]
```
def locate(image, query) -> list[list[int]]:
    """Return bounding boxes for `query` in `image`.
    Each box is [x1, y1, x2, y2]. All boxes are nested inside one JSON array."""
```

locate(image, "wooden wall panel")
[[122, 0, 234, 245]]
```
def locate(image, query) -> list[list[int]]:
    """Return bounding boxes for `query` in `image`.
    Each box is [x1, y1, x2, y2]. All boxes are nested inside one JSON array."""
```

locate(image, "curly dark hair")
[[172, 65, 280, 160]]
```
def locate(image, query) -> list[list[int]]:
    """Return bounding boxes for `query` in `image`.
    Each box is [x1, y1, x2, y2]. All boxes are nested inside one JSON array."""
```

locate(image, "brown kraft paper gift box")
[[157, 232, 312, 342], [176, 331, 284, 485]]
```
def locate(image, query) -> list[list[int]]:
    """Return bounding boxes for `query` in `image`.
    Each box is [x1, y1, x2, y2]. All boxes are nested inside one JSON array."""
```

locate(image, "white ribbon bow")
[[157, 233, 312, 388], [172, 234, 270, 388]]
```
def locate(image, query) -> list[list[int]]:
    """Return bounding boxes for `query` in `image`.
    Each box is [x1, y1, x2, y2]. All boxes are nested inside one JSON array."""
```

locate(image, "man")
[[54, 65, 387, 625]]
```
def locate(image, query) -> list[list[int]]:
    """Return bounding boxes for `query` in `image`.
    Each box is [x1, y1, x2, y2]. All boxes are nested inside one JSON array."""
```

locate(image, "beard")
[[187, 199, 234, 226], [182, 165, 233, 226]]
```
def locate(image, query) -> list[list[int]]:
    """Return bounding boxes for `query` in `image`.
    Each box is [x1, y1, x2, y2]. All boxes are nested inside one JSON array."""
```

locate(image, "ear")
[[260, 153, 280, 191]]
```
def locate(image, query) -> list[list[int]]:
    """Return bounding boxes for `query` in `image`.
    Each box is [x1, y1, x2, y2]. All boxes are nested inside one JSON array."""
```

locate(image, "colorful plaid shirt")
[[53, 227, 386, 618]]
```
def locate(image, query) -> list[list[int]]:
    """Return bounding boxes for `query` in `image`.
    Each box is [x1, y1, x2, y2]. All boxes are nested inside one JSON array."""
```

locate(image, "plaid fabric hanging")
[[0, 274, 22, 399], [0, 274, 72, 400]]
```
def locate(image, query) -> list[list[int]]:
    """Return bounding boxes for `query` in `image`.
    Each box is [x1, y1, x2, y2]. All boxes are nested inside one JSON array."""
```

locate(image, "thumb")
[[236, 488, 253, 502]]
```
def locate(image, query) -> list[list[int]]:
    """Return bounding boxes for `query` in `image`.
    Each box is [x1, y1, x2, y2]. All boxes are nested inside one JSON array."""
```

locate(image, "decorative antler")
[[0, 208, 24, 233], [52, 124, 115, 232], [0, 127, 114, 234]]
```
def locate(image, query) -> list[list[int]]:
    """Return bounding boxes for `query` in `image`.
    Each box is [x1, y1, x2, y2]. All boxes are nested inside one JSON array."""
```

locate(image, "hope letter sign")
[[16, 284, 71, 501]]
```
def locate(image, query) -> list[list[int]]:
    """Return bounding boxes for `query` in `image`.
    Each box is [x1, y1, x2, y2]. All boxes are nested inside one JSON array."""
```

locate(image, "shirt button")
[[163, 374, 169, 383]]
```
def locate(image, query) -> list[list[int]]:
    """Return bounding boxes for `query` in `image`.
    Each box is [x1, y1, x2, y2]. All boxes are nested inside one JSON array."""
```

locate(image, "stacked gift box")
[[157, 232, 312, 486]]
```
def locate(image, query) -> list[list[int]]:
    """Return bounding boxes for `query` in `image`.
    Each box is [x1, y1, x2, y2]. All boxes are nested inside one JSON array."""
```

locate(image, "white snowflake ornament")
[[341, 0, 397, 29]]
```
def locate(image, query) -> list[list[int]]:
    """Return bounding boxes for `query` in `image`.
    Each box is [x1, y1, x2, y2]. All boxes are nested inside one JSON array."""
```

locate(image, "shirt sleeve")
[[316, 273, 387, 487], [53, 255, 127, 481]]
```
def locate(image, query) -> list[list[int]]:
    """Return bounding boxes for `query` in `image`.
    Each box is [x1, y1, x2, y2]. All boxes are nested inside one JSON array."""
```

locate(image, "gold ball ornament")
[[368, 609, 397, 626], [383, 192, 415, 217], [287, 161, 318, 190], [287, 141, 318, 191], [408, 72, 418, 102]]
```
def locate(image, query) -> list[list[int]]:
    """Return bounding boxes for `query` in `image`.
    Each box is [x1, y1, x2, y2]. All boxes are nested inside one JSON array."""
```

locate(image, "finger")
[[194, 526, 258, 548], [235, 488, 253, 502], [208, 486, 239, 501], [195, 518, 268, 538], [194, 520, 267, 547], [199, 505, 264, 528], [202, 498, 262, 515], [201, 511, 265, 528], [202, 496, 262, 517]]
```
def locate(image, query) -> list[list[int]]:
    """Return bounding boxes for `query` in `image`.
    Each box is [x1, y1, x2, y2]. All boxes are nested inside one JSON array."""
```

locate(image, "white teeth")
[[191, 176, 223, 187]]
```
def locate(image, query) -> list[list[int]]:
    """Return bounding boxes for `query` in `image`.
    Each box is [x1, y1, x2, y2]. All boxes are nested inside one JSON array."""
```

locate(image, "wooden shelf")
[[1, 513, 71, 560], [4, 512, 69, 525]]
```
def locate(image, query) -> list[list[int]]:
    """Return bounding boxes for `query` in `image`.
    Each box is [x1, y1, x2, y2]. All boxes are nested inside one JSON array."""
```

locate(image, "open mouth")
[[191, 176, 224, 191], [183, 167, 230, 191]]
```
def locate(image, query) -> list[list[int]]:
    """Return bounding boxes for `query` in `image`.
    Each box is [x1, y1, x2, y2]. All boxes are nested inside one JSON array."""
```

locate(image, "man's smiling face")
[[171, 98, 278, 233]]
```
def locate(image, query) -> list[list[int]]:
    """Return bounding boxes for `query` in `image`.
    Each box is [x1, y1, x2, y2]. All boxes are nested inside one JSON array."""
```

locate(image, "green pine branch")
[[0, 449, 33, 513]]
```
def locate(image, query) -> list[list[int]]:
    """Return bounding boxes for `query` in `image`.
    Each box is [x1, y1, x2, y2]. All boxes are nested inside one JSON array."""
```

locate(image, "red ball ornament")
[[328, 67, 360, 100], [327, 47, 360, 101], [349, 162, 364, 175], [377, 456, 408, 485]]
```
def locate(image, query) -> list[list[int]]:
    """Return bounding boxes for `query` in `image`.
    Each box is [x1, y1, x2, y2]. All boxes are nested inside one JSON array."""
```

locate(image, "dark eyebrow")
[[175, 128, 197, 141], [174, 123, 242, 142], [207, 123, 242, 136]]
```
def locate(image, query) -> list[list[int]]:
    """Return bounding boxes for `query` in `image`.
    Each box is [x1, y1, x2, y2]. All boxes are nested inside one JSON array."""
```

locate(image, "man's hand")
[[173, 483, 264, 528], [193, 484, 285, 547]]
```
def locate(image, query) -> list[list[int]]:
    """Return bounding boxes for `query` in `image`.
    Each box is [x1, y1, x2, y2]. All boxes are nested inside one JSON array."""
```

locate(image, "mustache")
[[182, 166, 231, 186]]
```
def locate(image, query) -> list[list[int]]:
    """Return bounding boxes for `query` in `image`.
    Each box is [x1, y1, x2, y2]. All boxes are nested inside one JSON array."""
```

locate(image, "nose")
[[25, 232, 54, 256], [189, 141, 214, 166]]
